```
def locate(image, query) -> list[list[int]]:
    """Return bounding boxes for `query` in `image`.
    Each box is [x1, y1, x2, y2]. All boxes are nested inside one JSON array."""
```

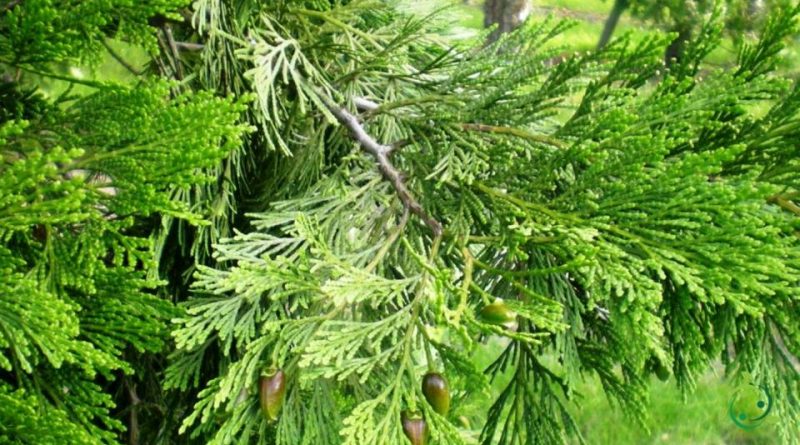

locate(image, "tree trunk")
[[749, 0, 765, 16], [597, 0, 628, 50], [484, 0, 532, 43], [664, 25, 692, 67]]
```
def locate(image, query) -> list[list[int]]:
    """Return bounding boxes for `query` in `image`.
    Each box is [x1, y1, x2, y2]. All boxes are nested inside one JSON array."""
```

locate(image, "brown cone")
[[421, 372, 450, 416], [401, 411, 428, 445], [259, 369, 286, 421]]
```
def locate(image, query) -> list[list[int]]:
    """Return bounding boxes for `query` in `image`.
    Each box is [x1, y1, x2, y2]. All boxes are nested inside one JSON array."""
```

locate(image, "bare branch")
[[769, 321, 800, 373], [175, 41, 205, 52], [161, 24, 183, 80], [354, 96, 380, 112], [768, 193, 800, 216], [320, 94, 443, 236], [126, 380, 141, 445]]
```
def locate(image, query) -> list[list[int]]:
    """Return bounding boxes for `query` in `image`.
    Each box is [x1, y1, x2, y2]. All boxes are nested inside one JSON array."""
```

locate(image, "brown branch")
[[153, 33, 173, 79], [126, 381, 141, 445], [320, 94, 443, 236], [175, 41, 204, 52], [461, 123, 567, 148], [152, 54, 170, 79], [768, 194, 800, 216], [1, 0, 21, 13], [161, 24, 183, 80], [769, 321, 800, 374]]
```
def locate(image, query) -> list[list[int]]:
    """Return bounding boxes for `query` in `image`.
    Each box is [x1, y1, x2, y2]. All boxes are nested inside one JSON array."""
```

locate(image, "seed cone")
[[421, 372, 450, 416], [258, 369, 286, 421], [401, 411, 428, 445], [655, 362, 671, 381], [479, 301, 516, 324]]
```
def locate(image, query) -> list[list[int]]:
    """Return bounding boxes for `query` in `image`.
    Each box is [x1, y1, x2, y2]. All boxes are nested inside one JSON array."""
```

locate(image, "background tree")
[[0, 1, 248, 443], [599, 0, 714, 63], [597, 0, 785, 63], [484, 0, 533, 41], [598, 0, 630, 50]]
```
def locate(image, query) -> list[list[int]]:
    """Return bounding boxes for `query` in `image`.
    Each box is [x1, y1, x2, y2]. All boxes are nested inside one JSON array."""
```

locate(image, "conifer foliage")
[[165, 1, 800, 444], [2, 1, 800, 444], [0, 1, 248, 443]]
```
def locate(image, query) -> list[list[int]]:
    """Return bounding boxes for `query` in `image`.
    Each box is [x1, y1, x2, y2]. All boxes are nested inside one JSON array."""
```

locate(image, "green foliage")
[[0, 385, 96, 444], [161, 1, 800, 445], [0, 1, 249, 442], [0, 0, 187, 64], [624, 0, 791, 36], [605, 0, 793, 58], [627, 0, 715, 29], [0, 90, 245, 442], [3, 0, 800, 444]]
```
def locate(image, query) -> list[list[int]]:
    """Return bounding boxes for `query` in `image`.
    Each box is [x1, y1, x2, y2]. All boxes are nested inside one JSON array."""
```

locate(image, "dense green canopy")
[[1, 1, 799, 444]]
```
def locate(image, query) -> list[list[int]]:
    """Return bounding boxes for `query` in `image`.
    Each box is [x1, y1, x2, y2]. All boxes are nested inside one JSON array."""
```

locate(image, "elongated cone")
[[259, 369, 286, 421], [479, 301, 516, 325], [401, 411, 428, 445], [421, 372, 450, 416]]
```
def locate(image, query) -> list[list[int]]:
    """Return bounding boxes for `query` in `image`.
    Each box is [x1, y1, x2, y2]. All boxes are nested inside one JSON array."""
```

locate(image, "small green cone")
[[479, 301, 516, 325], [655, 362, 671, 381]]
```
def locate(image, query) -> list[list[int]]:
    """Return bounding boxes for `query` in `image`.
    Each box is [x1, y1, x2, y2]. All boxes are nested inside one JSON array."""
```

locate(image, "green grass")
[[455, 339, 777, 445], [539, 0, 611, 14], [572, 374, 777, 445]]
